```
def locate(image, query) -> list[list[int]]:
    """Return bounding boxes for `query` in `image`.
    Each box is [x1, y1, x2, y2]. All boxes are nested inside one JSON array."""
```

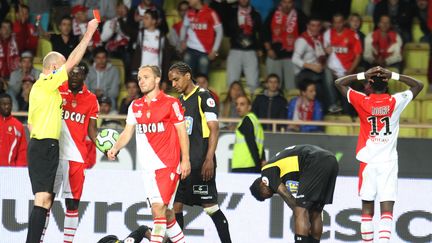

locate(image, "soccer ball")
[[96, 129, 119, 153]]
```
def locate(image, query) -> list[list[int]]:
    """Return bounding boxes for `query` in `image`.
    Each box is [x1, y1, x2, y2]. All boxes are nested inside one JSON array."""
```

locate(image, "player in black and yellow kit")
[[169, 62, 232, 243], [250, 144, 338, 243]]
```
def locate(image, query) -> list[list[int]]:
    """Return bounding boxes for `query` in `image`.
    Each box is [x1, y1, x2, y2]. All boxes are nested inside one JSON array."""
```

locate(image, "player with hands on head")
[[335, 66, 423, 243], [107, 65, 190, 243]]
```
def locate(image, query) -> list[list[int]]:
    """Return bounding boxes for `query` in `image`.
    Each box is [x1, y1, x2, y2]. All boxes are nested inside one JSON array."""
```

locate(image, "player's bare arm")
[[175, 122, 191, 179], [379, 68, 424, 99], [64, 19, 99, 72], [201, 120, 218, 181], [335, 66, 381, 97], [88, 119, 98, 143], [107, 124, 135, 160], [276, 183, 296, 211]]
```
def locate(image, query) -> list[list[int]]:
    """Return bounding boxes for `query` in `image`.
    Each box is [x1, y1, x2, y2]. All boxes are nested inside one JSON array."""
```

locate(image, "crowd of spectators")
[[0, 0, 431, 132]]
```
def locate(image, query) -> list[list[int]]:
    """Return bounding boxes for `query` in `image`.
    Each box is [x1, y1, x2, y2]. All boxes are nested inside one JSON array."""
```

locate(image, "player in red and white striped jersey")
[[335, 66, 423, 243], [107, 65, 191, 243]]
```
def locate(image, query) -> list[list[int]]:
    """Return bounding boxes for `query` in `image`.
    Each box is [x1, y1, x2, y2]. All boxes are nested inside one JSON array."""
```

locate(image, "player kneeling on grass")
[[250, 144, 339, 243]]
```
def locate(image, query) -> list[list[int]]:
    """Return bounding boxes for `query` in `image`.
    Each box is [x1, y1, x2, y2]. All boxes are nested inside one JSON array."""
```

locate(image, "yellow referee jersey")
[[28, 66, 68, 139]]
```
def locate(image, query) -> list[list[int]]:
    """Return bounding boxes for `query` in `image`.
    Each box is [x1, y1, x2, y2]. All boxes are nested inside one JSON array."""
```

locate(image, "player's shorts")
[[143, 167, 180, 209], [53, 159, 86, 199], [27, 138, 59, 194], [296, 152, 339, 210], [358, 161, 398, 202], [174, 168, 219, 206]]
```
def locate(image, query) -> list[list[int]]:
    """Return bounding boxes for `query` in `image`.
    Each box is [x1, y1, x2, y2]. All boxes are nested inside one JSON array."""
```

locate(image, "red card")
[[93, 9, 101, 23]]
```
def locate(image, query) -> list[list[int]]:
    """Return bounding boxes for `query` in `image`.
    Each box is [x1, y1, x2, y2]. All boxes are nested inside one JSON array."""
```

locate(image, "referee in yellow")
[[26, 18, 99, 243]]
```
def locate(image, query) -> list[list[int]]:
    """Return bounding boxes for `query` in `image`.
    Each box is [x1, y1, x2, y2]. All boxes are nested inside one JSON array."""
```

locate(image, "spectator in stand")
[[0, 93, 27, 166], [349, 13, 366, 48], [98, 96, 123, 129], [180, 0, 223, 76], [99, 0, 117, 20], [415, 0, 430, 42], [287, 80, 323, 133], [220, 81, 246, 118], [8, 51, 40, 97], [373, 0, 415, 43], [232, 95, 265, 173], [0, 0, 10, 23], [16, 77, 34, 112], [324, 14, 362, 114], [72, 5, 102, 49], [0, 20, 19, 79], [28, 0, 50, 31], [134, 0, 168, 34], [364, 15, 403, 71], [86, 47, 120, 108], [132, 9, 177, 84], [119, 80, 141, 115], [226, 0, 262, 92], [252, 74, 287, 131], [101, 3, 138, 77], [292, 17, 339, 111], [263, 0, 307, 91], [39, 16, 80, 59], [12, 4, 38, 54], [168, 1, 189, 52], [195, 73, 220, 106], [250, 0, 276, 22]]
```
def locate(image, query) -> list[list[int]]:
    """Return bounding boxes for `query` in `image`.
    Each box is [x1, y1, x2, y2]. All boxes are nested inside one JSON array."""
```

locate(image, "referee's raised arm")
[[25, 18, 99, 243]]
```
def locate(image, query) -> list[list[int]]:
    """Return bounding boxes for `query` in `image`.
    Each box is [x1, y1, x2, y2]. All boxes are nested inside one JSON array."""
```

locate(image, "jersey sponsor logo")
[[136, 122, 165, 134], [193, 185, 208, 195], [206, 98, 215, 108], [333, 46, 348, 54], [62, 110, 86, 124], [172, 102, 184, 121], [191, 23, 208, 30], [285, 180, 299, 193], [372, 106, 390, 116], [185, 116, 193, 135]]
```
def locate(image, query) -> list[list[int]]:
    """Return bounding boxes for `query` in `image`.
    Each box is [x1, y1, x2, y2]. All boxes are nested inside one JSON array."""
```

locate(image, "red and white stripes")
[[378, 212, 393, 243], [151, 217, 167, 243], [166, 219, 185, 243], [361, 214, 374, 242], [64, 209, 79, 243]]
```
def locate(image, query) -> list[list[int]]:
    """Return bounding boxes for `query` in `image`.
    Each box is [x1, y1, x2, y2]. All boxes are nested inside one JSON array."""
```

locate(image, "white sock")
[[64, 209, 79, 243], [39, 211, 50, 243], [166, 219, 185, 243], [361, 214, 374, 242], [151, 217, 167, 243], [378, 212, 393, 243]]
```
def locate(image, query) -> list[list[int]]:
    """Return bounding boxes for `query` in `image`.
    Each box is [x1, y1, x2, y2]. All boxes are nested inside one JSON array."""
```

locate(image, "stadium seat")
[[400, 99, 420, 122], [360, 16, 374, 35], [398, 128, 418, 138], [412, 18, 424, 43], [33, 57, 43, 71], [209, 69, 227, 96], [421, 99, 432, 122], [422, 128, 432, 138], [36, 39, 53, 58], [350, 0, 369, 15], [403, 43, 430, 69], [166, 14, 180, 30], [402, 68, 429, 99], [324, 115, 353, 136]]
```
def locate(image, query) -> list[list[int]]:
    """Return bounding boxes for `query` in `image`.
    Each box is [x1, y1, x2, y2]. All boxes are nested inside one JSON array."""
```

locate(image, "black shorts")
[[296, 152, 339, 210], [174, 168, 218, 206], [27, 138, 59, 194]]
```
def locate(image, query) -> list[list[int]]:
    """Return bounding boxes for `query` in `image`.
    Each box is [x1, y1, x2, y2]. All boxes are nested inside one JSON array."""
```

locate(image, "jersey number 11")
[[367, 116, 392, 136]]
